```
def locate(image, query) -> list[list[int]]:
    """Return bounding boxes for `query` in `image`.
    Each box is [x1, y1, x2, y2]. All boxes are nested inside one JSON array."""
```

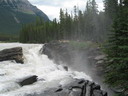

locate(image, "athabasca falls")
[[0, 43, 92, 96]]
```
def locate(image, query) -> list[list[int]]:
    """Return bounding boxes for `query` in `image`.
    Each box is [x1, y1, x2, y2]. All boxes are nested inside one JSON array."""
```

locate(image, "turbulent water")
[[0, 43, 92, 96]]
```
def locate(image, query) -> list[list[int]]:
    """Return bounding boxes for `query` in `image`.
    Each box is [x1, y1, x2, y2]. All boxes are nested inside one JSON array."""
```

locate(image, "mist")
[[63, 49, 115, 96]]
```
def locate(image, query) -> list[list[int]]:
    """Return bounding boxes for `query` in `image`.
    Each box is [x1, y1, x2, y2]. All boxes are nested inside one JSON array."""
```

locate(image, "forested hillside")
[[20, 0, 111, 43], [0, 0, 49, 41]]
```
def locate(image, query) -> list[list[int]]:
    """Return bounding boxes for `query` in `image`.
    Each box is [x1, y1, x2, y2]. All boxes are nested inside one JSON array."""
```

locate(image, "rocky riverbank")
[[17, 76, 108, 96], [41, 41, 115, 96]]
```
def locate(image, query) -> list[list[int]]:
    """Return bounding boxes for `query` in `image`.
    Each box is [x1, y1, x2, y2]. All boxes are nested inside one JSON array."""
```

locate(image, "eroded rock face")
[[41, 41, 74, 64], [0, 47, 24, 63]]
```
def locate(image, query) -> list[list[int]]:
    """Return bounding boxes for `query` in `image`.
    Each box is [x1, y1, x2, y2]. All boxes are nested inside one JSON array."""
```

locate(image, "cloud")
[[98, 2, 104, 11], [29, 0, 104, 20], [35, 5, 60, 20]]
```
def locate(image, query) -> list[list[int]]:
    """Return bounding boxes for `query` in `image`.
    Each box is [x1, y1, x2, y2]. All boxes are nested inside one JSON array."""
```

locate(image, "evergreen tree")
[[103, 0, 118, 20], [103, 0, 118, 41], [105, 0, 128, 95]]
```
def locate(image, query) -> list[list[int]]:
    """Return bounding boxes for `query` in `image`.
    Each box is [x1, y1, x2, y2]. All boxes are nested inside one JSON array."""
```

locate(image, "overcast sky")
[[28, 0, 104, 20]]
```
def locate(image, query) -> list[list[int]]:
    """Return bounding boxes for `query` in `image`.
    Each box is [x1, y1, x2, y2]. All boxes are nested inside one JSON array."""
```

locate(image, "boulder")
[[0, 47, 24, 63], [18, 75, 38, 86], [63, 66, 68, 71]]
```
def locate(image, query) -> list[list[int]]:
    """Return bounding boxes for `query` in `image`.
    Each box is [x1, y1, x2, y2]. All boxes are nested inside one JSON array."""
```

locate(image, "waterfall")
[[0, 43, 92, 96]]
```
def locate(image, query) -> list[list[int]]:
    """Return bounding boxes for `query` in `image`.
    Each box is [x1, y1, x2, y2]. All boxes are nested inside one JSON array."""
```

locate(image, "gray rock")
[[92, 84, 101, 90], [19, 79, 107, 96], [102, 91, 108, 96], [94, 55, 106, 60], [18, 75, 38, 86], [96, 60, 104, 64], [41, 41, 73, 64], [39, 42, 108, 96], [85, 85, 91, 96], [69, 88, 82, 96], [63, 66, 68, 71], [92, 90, 103, 96], [0, 47, 24, 63], [55, 88, 63, 92]]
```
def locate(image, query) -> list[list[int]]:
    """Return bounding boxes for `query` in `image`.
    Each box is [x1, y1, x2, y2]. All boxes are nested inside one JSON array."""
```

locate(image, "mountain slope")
[[0, 0, 49, 36]]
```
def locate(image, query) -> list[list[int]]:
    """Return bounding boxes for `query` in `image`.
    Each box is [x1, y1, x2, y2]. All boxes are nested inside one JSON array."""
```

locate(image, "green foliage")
[[19, 0, 109, 43], [69, 41, 94, 50], [104, 0, 128, 95], [19, 17, 60, 43]]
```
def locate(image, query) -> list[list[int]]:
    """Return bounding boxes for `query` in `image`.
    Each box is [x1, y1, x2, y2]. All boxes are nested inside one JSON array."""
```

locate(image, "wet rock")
[[55, 88, 63, 92], [69, 88, 82, 96], [0, 47, 24, 63], [0, 73, 6, 76], [85, 85, 92, 96], [39, 41, 108, 96], [78, 79, 85, 84], [57, 89, 70, 96], [92, 84, 101, 90], [63, 66, 68, 71], [21, 78, 107, 96], [96, 60, 104, 64], [18, 75, 38, 86], [92, 90, 103, 96], [102, 91, 108, 96], [94, 55, 106, 60], [111, 87, 125, 93], [41, 41, 73, 64]]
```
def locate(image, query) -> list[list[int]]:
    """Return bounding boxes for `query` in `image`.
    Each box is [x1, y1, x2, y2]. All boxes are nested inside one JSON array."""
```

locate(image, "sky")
[[28, 0, 104, 20]]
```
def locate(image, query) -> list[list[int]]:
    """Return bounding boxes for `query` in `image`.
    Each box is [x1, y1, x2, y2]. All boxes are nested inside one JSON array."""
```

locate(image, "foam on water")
[[0, 43, 92, 96]]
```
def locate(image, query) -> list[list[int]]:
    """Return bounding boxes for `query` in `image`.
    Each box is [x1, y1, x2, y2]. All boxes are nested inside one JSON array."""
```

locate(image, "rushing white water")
[[0, 43, 92, 96]]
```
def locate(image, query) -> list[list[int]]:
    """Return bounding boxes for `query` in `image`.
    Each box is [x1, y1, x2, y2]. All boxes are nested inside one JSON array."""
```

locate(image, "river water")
[[0, 43, 92, 96]]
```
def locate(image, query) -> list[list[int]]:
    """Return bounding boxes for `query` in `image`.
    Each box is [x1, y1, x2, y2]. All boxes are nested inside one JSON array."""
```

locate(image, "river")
[[0, 43, 92, 96]]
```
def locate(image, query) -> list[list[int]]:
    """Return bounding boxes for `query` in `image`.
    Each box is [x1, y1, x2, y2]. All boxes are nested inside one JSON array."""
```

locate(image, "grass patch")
[[69, 41, 96, 50]]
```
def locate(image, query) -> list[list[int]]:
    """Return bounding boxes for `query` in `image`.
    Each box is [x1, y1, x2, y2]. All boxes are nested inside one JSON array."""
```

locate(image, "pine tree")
[[105, 0, 128, 95], [103, 0, 118, 20], [103, 0, 118, 41]]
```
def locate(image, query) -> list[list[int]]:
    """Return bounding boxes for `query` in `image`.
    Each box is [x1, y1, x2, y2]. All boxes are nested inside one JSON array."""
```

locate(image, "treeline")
[[0, 33, 18, 42], [19, 0, 111, 43]]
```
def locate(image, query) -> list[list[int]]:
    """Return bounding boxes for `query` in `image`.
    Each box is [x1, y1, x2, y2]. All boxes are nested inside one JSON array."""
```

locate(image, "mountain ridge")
[[0, 0, 49, 40]]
